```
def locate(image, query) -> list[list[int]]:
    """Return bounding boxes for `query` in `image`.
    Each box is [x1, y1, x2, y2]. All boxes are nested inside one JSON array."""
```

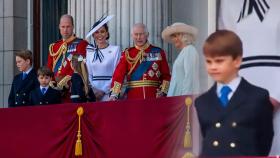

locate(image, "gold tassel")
[[75, 133, 82, 156], [184, 124, 192, 148], [75, 107, 84, 156], [184, 97, 192, 148], [182, 152, 194, 158]]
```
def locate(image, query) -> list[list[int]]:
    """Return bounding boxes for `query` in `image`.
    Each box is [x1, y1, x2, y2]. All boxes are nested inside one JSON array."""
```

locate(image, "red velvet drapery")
[[0, 96, 194, 158]]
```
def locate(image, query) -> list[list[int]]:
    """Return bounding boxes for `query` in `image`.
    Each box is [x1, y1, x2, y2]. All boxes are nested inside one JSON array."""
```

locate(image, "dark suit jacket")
[[71, 73, 96, 103], [8, 69, 39, 107], [195, 78, 273, 156], [30, 87, 61, 105]]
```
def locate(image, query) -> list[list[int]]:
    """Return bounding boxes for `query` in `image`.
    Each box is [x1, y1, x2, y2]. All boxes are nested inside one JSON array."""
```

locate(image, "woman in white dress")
[[162, 23, 200, 96], [86, 16, 121, 101]]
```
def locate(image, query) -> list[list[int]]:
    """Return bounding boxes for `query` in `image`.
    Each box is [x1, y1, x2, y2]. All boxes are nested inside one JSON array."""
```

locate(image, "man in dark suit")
[[30, 66, 61, 105], [8, 50, 39, 107], [195, 30, 273, 156]]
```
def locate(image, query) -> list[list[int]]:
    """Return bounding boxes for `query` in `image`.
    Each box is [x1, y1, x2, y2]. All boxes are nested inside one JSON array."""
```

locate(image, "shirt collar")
[[40, 86, 49, 90], [217, 76, 241, 96], [23, 67, 33, 75]]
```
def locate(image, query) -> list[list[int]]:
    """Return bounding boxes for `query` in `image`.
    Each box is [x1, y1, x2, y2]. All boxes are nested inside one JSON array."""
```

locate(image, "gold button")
[[232, 122, 237, 127], [215, 122, 221, 128], [230, 142, 236, 148], [213, 141, 219, 147]]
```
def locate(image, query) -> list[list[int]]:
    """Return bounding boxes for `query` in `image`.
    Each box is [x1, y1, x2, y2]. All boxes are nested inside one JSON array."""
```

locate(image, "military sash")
[[130, 47, 161, 81], [53, 38, 82, 73]]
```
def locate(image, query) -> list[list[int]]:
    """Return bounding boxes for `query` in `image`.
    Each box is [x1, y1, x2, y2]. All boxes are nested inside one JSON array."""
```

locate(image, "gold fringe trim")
[[75, 106, 84, 156]]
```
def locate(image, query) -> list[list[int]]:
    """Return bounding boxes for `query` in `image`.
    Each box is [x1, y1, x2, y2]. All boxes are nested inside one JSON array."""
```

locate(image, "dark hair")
[[37, 66, 53, 77], [90, 16, 110, 40], [203, 30, 243, 59], [15, 49, 33, 65], [103, 23, 110, 40]]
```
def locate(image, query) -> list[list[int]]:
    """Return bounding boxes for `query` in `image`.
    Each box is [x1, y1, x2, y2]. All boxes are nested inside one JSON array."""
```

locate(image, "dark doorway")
[[41, 0, 67, 65]]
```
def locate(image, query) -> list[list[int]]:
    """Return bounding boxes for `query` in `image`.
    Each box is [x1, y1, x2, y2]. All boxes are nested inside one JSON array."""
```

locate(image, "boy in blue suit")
[[30, 66, 61, 105], [195, 30, 273, 156], [8, 50, 39, 107]]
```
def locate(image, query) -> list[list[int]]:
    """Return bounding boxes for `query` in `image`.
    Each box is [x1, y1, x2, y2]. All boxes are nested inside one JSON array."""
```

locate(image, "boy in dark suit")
[[30, 66, 61, 105], [8, 50, 39, 107], [195, 30, 273, 156]]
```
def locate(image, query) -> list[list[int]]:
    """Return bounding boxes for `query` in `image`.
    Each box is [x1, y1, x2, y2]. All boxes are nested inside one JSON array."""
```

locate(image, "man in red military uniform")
[[109, 23, 171, 100], [47, 14, 88, 102]]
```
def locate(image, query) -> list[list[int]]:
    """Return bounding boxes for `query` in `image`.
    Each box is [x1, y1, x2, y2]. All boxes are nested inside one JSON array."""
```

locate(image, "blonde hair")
[[71, 54, 90, 96], [171, 33, 195, 46], [181, 33, 195, 44]]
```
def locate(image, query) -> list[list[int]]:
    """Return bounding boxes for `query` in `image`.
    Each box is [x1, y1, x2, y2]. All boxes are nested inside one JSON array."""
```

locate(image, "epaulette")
[[52, 39, 63, 44], [75, 37, 83, 41], [72, 38, 82, 44], [151, 46, 162, 51], [150, 47, 162, 53], [125, 47, 134, 51], [122, 47, 132, 54]]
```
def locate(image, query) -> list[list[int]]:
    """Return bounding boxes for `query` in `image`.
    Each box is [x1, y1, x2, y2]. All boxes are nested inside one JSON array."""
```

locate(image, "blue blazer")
[[8, 69, 39, 107], [30, 87, 61, 105], [195, 78, 273, 156]]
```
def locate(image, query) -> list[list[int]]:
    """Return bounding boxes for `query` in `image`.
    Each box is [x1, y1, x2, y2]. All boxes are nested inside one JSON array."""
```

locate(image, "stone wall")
[[0, 0, 28, 107]]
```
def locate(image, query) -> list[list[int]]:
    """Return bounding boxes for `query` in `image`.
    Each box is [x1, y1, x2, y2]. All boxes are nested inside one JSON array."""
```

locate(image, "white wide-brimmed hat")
[[86, 15, 114, 39], [161, 22, 198, 43]]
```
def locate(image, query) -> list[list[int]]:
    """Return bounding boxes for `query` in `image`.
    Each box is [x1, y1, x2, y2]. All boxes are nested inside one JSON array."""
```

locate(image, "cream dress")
[[167, 45, 200, 96]]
